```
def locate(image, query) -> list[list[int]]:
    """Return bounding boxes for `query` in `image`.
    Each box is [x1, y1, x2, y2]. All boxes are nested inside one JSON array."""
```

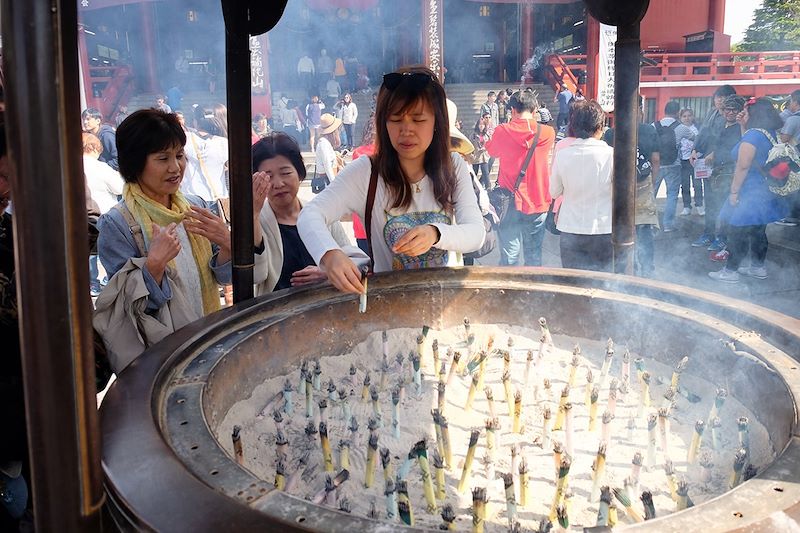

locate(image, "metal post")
[[1, 0, 103, 530], [611, 22, 641, 275], [223, 1, 255, 303]]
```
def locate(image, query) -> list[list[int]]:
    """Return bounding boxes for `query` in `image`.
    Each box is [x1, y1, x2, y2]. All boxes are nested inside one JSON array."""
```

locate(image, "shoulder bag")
[[488, 123, 541, 222]]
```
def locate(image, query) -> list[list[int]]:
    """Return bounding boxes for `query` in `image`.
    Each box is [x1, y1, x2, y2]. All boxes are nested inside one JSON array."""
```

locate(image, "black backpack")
[[654, 120, 679, 164]]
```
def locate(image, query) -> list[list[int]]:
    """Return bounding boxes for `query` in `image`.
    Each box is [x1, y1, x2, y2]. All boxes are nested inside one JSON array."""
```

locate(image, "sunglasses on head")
[[382, 72, 434, 91]]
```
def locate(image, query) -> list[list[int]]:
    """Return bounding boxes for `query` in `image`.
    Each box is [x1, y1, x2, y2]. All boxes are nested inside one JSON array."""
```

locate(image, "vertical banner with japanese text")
[[598, 24, 617, 112], [422, 0, 444, 82], [250, 34, 272, 118]]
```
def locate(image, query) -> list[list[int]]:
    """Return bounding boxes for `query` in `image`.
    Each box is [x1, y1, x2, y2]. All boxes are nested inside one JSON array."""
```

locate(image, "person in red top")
[[486, 89, 555, 266]]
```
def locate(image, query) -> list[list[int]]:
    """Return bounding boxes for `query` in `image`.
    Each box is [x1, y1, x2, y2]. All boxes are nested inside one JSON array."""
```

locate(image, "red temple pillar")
[[139, 2, 159, 93], [521, 3, 534, 66], [77, 25, 97, 112], [422, 0, 444, 82], [585, 14, 600, 100], [708, 0, 725, 33]]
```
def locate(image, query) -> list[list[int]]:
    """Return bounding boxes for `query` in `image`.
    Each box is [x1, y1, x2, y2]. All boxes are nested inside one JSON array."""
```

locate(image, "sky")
[[724, 0, 763, 43]]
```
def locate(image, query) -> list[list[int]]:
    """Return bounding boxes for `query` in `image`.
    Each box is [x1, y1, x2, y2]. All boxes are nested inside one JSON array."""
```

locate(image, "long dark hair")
[[746, 98, 783, 131], [372, 65, 455, 212]]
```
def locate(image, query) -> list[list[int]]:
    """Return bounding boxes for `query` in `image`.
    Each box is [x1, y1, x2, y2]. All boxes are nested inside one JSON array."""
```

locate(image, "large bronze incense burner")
[[101, 267, 800, 531]]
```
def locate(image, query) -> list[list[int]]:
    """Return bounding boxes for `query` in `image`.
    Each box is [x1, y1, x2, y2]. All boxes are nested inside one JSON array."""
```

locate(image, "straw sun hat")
[[319, 113, 342, 135], [446, 99, 475, 156]]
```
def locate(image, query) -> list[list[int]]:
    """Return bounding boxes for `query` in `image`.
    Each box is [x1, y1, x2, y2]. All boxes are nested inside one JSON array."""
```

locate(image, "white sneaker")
[[708, 268, 740, 283], [680, 207, 692, 216], [696, 206, 705, 216], [737, 266, 768, 279]]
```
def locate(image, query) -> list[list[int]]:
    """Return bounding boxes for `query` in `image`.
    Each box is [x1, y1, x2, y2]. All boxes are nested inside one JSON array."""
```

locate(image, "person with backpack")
[[709, 98, 790, 283], [651, 101, 683, 232]]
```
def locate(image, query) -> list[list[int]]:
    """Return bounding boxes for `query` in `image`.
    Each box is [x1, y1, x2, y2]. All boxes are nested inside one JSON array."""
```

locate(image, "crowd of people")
[[2, 61, 799, 528]]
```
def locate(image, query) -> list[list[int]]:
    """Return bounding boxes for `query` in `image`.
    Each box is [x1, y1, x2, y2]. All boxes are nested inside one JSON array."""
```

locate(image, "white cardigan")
[[549, 137, 614, 235]]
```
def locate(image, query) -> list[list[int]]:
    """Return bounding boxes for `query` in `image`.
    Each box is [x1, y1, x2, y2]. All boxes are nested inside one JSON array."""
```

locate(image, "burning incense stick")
[[641, 490, 656, 520], [711, 416, 722, 452], [542, 406, 553, 449], [365, 432, 379, 488], [502, 473, 517, 526], [476, 351, 488, 392], [556, 504, 569, 530], [613, 486, 644, 522], [338, 439, 350, 471], [413, 440, 437, 512], [305, 372, 314, 418], [386, 386, 399, 439], [397, 480, 413, 526], [588, 385, 599, 432], [661, 386, 676, 414], [358, 266, 368, 313], [671, 356, 689, 389], [458, 429, 481, 493], [275, 429, 288, 460], [591, 442, 607, 502], [584, 369, 594, 409], [432, 450, 446, 501], [326, 378, 336, 403], [607, 378, 618, 416], [519, 457, 530, 508], [502, 371, 514, 417], [729, 448, 747, 489], [463, 316, 471, 339], [482, 452, 495, 485], [304, 421, 318, 449], [485, 418, 499, 461], [484, 387, 497, 419], [432, 409, 445, 459], [676, 477, 693, 511], [699, 451, 714, 483], [446, 351, 461, 387], [601, 410, 613, 445], [622, 349, 631, 390], [525, 349, 534, 385], [665, 460, 678, 501], [539, 317, 553, 345], [568, 345, 581, 388], [630, 452, 642, 493], [513, 390, 523, 434], [639, 371, 652, 419], [274, 459, 286, 490], [687, 420, 704, 464], [543, 377, 552, 401], [472, 487, 487, 533], [416, 334, 425, 371], [384, 479, 397, 519], [743, 464, 758, 481], [411, 352, 422, 393], [554, 385, 570, 430], [658, 407, 671, 463], [369, 385, 382, 427], [465, 373, 479, 413], [318, 399, 328, 425], [314, 469, 350, 506], [299, 361, 308, 391], [439, 361, 447, 384], [432, 339, 440, 377], [503, 348, 511, 376], [312, 360, 322, 391], [282, 379, 293, 416], [707, 387, 728, 427], [441, 415, 453, 470], [380, 447, 392, 482], [510, 443, 520, 484], [284, 452, 310, 493], [549, 456, 572, 521], [379, 357, 389, 392], [738, 416, 750, 456], [646, 414, 657, 470], [232, 425, 244, 466], [599, 339, 614, 389], [564, 402, 575, 457], [552, 441, 563, 481], [319, 422, 334, 472], [441, 504, 456, 530], [596, 486, 612, 526]]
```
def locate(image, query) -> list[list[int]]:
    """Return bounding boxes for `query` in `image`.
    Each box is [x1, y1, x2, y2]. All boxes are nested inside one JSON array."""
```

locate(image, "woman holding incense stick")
[[250, 132, 362, 294], [298, 65, 484, 294]]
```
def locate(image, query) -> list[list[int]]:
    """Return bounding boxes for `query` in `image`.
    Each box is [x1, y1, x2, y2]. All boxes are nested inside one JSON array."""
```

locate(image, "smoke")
[[521, 43, 555, 82]]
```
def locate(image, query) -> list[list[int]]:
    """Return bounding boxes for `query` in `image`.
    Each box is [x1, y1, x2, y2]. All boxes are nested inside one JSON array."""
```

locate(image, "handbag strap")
[[513, 122, 541, 191], [364, 158, 379, 273], [114, 202, 147, 257]]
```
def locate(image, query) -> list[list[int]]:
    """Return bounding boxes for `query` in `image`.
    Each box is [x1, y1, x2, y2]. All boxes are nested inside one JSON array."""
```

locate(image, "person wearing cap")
[[298, 65, 484, 293], [315, 113, 343, 186]]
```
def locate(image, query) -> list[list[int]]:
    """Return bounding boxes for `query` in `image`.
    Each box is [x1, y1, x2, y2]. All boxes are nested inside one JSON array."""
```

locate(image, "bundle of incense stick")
[[232, 425, 244, 466], [472, 487, 488, 533], [413, 440, 437, 512], [458, 429, 481, 493]]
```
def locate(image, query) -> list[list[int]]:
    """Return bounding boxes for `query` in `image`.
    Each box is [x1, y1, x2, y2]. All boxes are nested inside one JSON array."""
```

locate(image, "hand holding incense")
[[358, 266, 368, 313], [458, 429, 481, 493]]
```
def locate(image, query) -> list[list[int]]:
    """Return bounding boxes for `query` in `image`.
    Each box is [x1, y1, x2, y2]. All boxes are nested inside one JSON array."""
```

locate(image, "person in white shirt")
[[336, 93, 359, 149], [180, 118, 229, 203], [298, 66, 484, 293], [549, 100, 614, 272], [314, 114, 342, 186], [83, 132, 125, 294]]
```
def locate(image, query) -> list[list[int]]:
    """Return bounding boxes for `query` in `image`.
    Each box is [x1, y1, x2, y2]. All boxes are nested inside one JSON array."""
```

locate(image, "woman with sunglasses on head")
[[709, 98, 788, 283], [298, 65, 485, 294]]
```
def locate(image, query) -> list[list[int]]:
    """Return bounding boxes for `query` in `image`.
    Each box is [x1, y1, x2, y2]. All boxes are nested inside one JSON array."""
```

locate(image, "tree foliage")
[[739, 0, 800, 51]]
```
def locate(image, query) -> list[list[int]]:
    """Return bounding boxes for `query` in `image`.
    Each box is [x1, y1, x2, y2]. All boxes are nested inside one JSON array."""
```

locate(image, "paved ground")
[[299, 150, 800, 319]]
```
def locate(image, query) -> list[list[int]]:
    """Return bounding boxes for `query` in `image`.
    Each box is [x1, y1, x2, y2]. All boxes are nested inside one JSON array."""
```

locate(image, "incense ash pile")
[[219, 320, 771, 531]]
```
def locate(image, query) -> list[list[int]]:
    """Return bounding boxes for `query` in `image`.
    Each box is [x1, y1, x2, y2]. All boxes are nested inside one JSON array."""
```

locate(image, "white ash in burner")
[[219, 320, 772, 531]]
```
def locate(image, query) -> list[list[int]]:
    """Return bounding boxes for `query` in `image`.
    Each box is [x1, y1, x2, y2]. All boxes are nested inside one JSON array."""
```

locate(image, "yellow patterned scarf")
[[123, 183, 220, 314]]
